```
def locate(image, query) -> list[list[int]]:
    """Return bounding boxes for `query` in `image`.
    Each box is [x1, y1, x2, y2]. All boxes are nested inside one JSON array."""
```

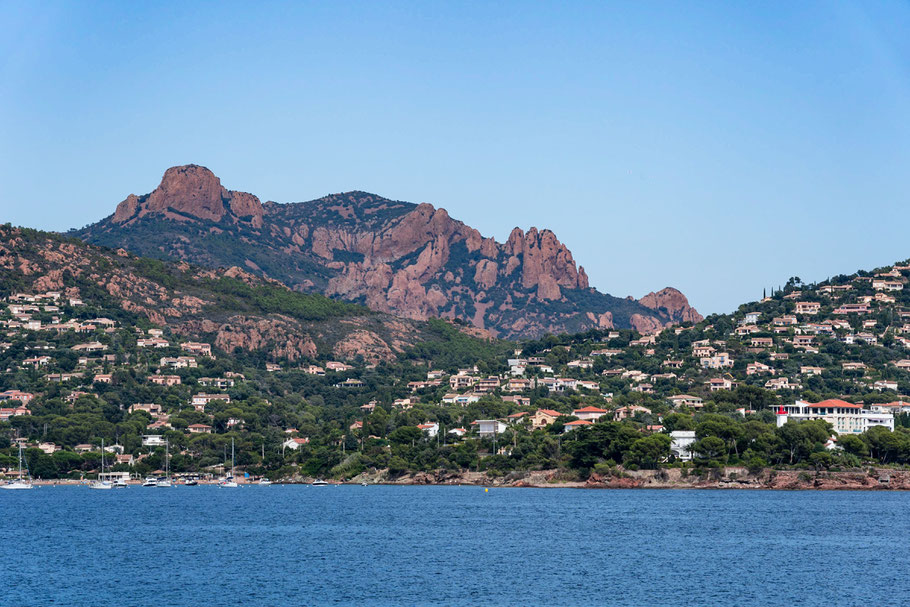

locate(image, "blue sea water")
[[2, 485, 908, 606]]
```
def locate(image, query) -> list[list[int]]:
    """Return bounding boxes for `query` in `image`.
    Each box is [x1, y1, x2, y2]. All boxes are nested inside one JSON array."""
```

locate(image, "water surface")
[[3, 485, 907, 606]]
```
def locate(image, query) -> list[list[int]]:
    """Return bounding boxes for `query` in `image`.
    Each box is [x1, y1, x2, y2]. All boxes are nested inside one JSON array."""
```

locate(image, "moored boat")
[[218, 439, 239, 488], [157, 439, 174, 487], [89, 440, 113, 490], [1, 444, 34, 490]]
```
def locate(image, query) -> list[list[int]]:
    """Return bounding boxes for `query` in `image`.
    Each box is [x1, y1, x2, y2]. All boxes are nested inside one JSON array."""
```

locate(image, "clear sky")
[[2, 2, 909, 315]]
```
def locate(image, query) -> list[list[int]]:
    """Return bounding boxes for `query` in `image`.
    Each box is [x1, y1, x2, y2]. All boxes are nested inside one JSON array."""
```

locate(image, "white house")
[[563, 420, 593, 432], [417, 422, 439, 438], [667, 395, 703, 409], [283, 437, 310, 450], [775, 400, 894, 434], [142, 435, 166, 447], [476, 420, 507, 437], [670, 431, 696, 461], [873, 380, 898, 392]]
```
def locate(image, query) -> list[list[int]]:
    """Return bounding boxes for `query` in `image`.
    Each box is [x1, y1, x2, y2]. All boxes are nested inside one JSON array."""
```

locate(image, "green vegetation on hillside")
[[5, 224, 910, 484]]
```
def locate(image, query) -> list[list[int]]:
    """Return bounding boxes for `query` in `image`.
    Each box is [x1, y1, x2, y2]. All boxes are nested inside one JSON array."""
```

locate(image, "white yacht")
[[113, 478, 129, 488], [219, 438, 239, 488], [311, 479, 329, 486], [142, 477, 158, 487], [258, 478, 272, 486], [1, 444, 34, 490], [157, 439, 174, 487], [89, 440, 113, 490]]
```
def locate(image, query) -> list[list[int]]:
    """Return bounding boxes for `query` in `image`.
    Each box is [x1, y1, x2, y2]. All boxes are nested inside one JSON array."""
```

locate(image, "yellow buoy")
[[484, 487, 488, 492]]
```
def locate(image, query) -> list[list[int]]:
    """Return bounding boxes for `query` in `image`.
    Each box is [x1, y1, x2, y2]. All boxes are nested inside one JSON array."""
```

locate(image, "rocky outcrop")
[[204, 315, 317, 361], [639, 287, 703, 325], [345, 467, 910, 490], [629, 313, 665, 335], [112, 165, 264, 227], [505, 227, 588, 298], [78, 165, 701, 339], [112, 194, 140, 223], [332, 330, 394, 363]]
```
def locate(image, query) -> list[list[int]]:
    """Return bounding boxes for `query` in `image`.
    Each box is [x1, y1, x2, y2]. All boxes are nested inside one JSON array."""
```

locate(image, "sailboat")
[[219, 438, 239, 487], [257, 443, 271, 484], [89, 440, 113, 490], [157, 439, 173, 487], [1, 444, 34, 490]]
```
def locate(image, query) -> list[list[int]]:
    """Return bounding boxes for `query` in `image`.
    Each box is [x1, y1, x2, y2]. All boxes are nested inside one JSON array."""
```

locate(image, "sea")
[[2, 485, 908, 606]]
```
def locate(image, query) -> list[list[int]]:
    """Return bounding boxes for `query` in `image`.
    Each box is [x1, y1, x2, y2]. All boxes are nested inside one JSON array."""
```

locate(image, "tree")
[[809, 451, 833, 470], [863, 426, 908, 464], [387, 456, 409, 476], [775, 420, 831, 464], [624, 434, 671, 469], [388, 426, 422, 446], [838, 434, 869, 457], [691, 436, 726, 462], [662, 413, 695, 433]]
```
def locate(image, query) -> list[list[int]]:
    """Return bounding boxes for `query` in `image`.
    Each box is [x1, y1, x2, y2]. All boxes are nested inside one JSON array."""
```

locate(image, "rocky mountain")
[[72, 165, 701, 338], [0, 225, 496, 364]]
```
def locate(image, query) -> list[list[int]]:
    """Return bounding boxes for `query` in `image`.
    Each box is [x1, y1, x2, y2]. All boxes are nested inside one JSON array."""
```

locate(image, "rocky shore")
[[340, 467, 910, 490]]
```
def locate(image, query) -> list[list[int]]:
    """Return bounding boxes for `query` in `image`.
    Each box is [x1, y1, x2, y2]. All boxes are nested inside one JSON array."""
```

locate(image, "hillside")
[[4, 233, 910, 485], [71, 165, 701, 339], [524, 267, 910, 407], [0, 225, 501, 364]]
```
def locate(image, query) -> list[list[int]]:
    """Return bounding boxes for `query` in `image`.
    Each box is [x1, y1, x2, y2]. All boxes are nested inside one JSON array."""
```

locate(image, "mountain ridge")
[[73, 165, 702, 338]]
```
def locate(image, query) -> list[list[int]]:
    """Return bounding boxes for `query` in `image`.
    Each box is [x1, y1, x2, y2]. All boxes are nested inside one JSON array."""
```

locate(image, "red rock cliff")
[[639, 287, 703, 324], [113, 165, 264, 227], [87, 165, 701, 338]]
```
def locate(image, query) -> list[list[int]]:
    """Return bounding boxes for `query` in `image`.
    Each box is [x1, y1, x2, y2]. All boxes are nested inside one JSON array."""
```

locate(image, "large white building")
[[775, 400, 894, 434], [670, 430, 696, 461]]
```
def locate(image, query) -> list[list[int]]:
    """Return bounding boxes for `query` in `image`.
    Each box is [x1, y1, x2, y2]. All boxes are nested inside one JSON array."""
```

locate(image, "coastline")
[[330, 467, 910, 490], [18, 467, 910, 490]]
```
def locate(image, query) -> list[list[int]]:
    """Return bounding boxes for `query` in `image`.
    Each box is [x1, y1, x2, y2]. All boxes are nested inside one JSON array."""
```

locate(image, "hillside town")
[[4, 254, 910, 484]]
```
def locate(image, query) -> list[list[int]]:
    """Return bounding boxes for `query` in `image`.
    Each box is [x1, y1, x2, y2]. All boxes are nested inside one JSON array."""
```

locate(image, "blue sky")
[[1, 1, 909, 315]]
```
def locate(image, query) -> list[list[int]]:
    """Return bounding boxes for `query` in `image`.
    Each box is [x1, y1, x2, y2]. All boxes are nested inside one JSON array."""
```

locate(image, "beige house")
[[530, 409, 563, 429], [613, 405, 651, 420], [572, 406, 608, 422]]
